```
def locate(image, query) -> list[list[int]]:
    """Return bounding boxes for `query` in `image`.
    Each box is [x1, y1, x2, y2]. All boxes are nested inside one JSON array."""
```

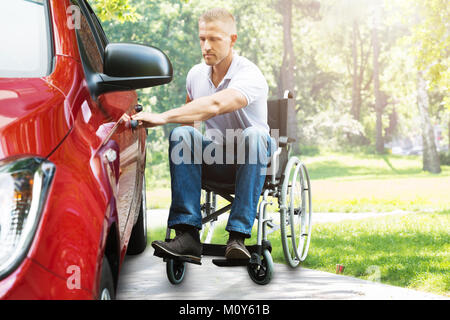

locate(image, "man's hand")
[[131, 112, 167, 128]]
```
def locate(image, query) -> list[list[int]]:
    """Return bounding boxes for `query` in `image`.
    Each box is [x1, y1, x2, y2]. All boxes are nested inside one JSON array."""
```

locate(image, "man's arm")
[[181, 95, 202, 131], [131, 88, 247, 128]]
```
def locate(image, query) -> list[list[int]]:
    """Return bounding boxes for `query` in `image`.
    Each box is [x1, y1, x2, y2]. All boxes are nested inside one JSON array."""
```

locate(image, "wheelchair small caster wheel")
[[247, 249, 273, 285], [166, 259, 186, 285]]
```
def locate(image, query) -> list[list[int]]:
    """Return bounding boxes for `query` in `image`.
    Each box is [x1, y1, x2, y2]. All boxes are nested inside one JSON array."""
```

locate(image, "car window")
[[0, 0, 51, 78], [71, 0, 103, 73]]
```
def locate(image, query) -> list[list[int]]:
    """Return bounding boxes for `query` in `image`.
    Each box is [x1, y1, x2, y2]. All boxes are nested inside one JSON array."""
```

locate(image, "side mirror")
[[95, 43, 173, 96]]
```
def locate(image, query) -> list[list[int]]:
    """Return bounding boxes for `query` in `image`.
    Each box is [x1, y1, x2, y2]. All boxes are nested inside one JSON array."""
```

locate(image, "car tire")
[[127, 176, 148, 255], [98, 257, 115, 300]]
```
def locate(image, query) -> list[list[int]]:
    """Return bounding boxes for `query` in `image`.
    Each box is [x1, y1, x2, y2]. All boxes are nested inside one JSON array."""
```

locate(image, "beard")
[[203, 53, 217, 65], [203, 51, 231, 67]]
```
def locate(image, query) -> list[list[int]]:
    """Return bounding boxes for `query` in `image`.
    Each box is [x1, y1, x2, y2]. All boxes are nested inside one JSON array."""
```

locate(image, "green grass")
[[300, 152, 450, 212], [301, 151, 450, 180], [148, 211, 450, 296], [303, 211, 450, 296], [147, 151, 450, 212]]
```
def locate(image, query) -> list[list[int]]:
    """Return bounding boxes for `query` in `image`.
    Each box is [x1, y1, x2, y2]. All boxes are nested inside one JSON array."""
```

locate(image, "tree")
[[276, 0, 295, 99], [417, 71, 441, 172], [405, 0, 448, 173], [372, 2, 386, 153], [410, 0, 449, 101], [331, 0, 373, 123], [350, 19, 372, 122], [92, 0, 141, 23], [276, 0, 320, 100]]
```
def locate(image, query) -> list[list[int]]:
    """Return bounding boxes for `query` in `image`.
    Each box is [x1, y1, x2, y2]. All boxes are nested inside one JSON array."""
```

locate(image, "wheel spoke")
[[280, 157, 313, 268]]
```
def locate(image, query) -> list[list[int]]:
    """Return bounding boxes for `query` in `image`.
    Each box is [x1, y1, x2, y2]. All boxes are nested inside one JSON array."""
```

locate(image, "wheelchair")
[[160, 92, 312, 285]]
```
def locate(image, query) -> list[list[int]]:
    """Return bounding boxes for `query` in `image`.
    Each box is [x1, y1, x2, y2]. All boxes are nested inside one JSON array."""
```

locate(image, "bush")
[[298, 110, 368, 150], [439, 151, 450, 165]]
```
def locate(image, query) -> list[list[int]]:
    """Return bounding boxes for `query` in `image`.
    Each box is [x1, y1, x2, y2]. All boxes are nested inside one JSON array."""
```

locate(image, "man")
[[132, 8, 274, 263]]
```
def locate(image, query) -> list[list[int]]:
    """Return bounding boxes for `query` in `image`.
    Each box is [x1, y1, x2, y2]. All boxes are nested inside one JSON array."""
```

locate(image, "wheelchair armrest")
[[267, 147, 283, 185], [277, 136, 295, 148]]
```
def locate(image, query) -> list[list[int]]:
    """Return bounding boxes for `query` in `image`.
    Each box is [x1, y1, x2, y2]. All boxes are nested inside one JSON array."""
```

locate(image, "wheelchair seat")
[[202, 179, 235, 195], [202, 172, 277, 196]]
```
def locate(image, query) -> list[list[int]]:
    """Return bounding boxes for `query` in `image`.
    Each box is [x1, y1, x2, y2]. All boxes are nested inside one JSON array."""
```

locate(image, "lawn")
[[301, 211, 450, 296], [301, 152, 450, 212], [147, 151, 450, 212]]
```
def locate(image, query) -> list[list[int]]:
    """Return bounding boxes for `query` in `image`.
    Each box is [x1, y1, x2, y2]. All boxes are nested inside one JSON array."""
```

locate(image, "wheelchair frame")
[[162, 93, 313, 285]]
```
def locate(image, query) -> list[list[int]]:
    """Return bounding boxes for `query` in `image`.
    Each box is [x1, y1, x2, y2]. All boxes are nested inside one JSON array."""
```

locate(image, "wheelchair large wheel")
[[166, 259, 186, 285], [280, 156, 312, 268], [247, 249, 274, 285]]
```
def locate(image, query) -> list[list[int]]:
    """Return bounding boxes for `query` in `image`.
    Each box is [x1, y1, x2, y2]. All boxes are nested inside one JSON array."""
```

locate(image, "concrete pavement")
[[116, 246, 447, 300]]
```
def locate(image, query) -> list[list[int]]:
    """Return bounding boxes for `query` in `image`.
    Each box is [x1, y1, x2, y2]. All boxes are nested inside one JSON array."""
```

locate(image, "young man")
[[132, 8, 274, 263]]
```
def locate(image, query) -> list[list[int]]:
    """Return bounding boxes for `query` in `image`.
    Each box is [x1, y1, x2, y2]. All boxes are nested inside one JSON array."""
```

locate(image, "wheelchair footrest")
[[212, 259, 249, 267], [202, 243, 268, 257], [154, 247, 202, 265]]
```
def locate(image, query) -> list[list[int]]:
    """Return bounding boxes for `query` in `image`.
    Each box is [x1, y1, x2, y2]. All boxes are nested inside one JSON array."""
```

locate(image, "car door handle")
[[130, 119, 139, 129]]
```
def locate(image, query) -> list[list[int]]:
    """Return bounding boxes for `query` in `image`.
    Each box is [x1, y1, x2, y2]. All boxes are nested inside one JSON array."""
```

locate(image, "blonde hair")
[[199, 8, 237, 34]]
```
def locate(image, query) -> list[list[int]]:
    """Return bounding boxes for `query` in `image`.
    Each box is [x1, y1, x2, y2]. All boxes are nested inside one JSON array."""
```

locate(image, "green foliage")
[[439, 151, 450, 166], [92, 0, 141, 23], [410, 0, 450, 101]]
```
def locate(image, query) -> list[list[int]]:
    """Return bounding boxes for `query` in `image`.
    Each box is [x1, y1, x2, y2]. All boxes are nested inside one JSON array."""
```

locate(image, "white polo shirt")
[[186, 52, 269, 143]]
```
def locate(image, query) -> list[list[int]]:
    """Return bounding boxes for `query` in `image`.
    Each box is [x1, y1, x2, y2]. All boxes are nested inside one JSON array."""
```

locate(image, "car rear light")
[[0, 158, 55, 280]]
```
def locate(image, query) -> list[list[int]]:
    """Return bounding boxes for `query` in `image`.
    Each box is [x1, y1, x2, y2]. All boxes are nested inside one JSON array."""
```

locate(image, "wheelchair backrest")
[[267, 96, 297, 143], [266, 95, 297, 181]]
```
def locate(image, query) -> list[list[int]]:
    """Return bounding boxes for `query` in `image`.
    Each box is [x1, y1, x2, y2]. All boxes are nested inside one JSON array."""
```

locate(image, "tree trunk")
[[372, 9, 384, 153], [417, 71, 441, 173], [375, 110, 383, 152], [278, 0, 296, 99], [277, 0, 298, 151], [351, 20, 362, 121]]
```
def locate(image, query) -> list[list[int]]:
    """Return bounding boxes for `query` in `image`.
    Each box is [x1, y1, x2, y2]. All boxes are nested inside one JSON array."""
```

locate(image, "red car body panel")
[[49, 0, 81, 59], [0, 77, 70, 158], [0, 0, 147, 299], [0, 257, 93, 300]]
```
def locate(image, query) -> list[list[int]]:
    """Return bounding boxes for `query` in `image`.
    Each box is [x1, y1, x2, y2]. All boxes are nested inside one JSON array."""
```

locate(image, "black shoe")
[[152, 227, 202, 264], [225, 232, 251, 260]]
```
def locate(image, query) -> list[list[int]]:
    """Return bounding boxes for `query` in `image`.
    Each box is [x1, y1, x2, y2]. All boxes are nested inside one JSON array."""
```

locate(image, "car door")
[[72, 0, 142, 243]]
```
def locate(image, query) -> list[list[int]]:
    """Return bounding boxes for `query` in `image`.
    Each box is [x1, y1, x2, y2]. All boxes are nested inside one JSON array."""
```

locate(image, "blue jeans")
[[167, 126, 276, 237]]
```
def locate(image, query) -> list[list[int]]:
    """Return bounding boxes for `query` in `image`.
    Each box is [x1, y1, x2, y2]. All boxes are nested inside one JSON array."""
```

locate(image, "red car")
[[0, 0, 172, 299]]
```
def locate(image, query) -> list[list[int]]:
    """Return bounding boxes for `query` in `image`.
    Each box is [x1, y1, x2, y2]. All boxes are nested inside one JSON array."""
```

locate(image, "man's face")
[[198, 20, 236, 66]]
